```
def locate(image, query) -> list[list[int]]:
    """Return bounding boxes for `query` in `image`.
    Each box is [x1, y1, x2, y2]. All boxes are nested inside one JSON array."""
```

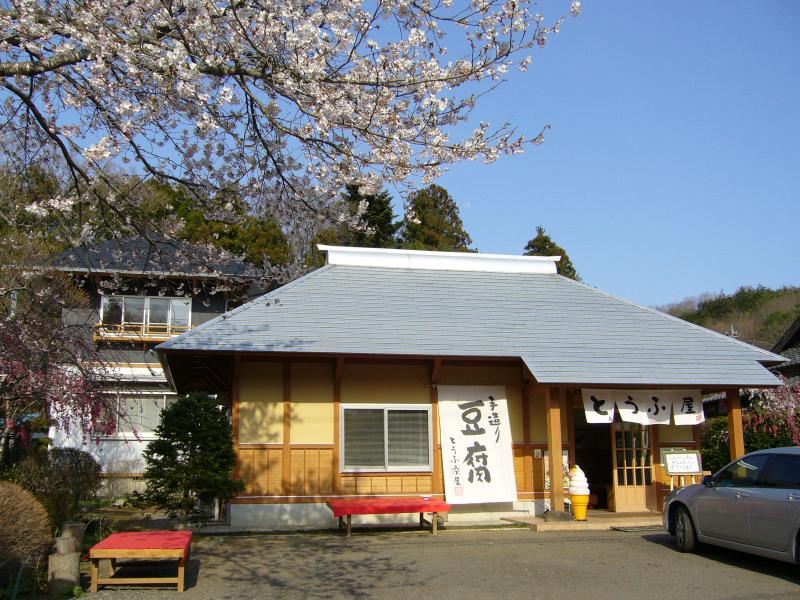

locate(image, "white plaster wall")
[[51, 425, 149, 475]]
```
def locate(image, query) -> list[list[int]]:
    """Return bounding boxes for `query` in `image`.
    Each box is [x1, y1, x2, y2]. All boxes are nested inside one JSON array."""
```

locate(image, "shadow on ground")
[[87, 533, 418, 599], [642, 533, 800, 586], [199, 534, 417, 599]]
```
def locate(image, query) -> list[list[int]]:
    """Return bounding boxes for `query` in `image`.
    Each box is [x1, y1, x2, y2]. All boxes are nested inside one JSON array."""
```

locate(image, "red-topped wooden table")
[[326, 497, 452, 536], [89, 531, 192, 592]]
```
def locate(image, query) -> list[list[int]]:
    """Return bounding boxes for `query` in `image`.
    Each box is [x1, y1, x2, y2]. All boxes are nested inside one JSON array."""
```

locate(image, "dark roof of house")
[[773, 315, 800, 356], [54, 236, 258, 279], [772, 315, 800, 384], [157, 249, 786, 387]]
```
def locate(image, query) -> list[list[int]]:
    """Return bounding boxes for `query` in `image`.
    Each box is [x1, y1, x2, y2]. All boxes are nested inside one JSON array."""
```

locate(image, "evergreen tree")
[[144, 393, 243, 522], [305, 184, 399, 269], [340, 184, 399, 249], [399, 184, 473, 251], [524, 226, 580, 280], [165, 183, 290, 268]]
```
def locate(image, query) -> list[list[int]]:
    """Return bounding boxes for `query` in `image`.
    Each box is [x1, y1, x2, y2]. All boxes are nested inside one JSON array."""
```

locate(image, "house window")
[[100, 296, 192, 332], [341, 405, 432, 472], [111, 394, 177, 436]]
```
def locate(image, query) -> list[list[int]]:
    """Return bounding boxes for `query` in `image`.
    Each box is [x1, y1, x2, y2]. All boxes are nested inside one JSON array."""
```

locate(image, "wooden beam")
[[566, 388, 576, 467], [431, 372, 442, 494], [649, 421, 660, 513], [333, 357, 343, 494], [521, 382, 533, 493], [521, 382, 531, 445], [335, 356, 345, 384], [546, 386, 565, 513], [430, 358, 442, 385], [282, 361, 291, 495], [232, 356, 241, 483], [727, 388, 745, 461]]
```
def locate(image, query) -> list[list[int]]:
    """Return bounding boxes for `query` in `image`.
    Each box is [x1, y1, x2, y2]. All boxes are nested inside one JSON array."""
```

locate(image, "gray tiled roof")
[[157, 265, 785, 386], [55, 236, 257, 278]]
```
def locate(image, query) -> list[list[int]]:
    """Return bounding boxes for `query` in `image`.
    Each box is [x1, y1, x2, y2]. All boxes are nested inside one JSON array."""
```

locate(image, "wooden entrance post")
[[547, 386, 565, 513], [726, 388, 745, 461]]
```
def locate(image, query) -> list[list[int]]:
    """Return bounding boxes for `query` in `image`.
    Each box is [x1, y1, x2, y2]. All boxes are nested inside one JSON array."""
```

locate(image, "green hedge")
[[700, 415, 794, 474]]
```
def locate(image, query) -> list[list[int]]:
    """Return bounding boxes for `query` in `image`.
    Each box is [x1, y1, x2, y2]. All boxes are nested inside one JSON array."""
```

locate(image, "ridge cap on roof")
[[157, 265, 334, 350], [551, 274, 788, 363], [319, 244, 559, 274]]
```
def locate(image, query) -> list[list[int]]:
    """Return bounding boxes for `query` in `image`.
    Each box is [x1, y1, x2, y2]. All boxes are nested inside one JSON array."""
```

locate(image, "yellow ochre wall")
[[658, 424, 696, 443], [238, 362, 284, 443], [234, 360, 577, 503], [342, 363, 429, 404], [290, 362, 334, 444]]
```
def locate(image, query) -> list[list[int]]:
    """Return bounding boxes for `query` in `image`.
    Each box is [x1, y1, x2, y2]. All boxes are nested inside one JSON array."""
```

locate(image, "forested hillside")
[[658, 286, 800, 351]]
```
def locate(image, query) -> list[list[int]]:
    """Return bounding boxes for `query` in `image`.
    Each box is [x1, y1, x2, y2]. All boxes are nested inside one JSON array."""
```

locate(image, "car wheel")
[[674, 506, 697, 553]]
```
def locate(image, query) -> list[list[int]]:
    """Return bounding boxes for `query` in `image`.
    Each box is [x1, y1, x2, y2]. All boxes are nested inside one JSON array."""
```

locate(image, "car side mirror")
[[702, 475, 716, 487]]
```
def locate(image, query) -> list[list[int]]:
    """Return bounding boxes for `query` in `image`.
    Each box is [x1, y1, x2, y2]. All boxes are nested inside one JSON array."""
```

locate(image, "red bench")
[[326, 497, 452, 536], [89, 531, 192, 593]]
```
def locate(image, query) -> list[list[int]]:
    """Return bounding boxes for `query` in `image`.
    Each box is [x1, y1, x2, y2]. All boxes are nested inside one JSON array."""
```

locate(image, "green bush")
[[12, 448, 101, 527], [144, 393, 243, 523], [700, 414, 794, 474]]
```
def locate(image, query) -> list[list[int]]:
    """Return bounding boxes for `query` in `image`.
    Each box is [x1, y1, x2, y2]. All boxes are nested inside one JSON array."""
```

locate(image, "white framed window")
[[99, 393, 177, 438], [340, 404, 432, 472], [100, 295, 191, 331]]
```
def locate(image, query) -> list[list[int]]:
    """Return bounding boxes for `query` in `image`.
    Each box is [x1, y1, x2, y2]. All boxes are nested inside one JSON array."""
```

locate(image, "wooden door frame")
[[610, 422, 656, 513]]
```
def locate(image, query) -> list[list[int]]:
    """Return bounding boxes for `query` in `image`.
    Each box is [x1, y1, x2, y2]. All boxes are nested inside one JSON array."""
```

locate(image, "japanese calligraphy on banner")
[[581, 389, 615, 423], [438, 385, 517, 505], [581, 389, 704, 426], [670, 391, 705, 425]]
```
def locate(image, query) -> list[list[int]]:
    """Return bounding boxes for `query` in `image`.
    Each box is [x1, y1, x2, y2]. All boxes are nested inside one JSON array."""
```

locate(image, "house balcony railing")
[[93, 322, 192, 343]]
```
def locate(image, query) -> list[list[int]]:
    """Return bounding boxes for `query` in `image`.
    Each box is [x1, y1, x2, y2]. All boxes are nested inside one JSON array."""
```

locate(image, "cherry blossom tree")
[[0, 0, 581, 247]]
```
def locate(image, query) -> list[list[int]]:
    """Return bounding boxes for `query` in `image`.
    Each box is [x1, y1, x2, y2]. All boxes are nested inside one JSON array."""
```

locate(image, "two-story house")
[[52, 236, 264, 495]]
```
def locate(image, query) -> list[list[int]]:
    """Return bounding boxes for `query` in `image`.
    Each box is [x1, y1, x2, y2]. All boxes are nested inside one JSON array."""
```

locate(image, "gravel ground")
[[85, 527, 800, 600]]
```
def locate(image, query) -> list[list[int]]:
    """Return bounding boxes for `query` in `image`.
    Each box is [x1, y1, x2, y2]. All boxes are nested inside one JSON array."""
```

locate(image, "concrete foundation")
[[227, 500, 540, 531]]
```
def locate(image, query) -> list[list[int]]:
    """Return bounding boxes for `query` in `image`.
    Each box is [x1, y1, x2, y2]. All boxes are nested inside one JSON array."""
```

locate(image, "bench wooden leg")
[[338, 516, 344, 530], [419, 512, 425, 529], [90, 559, 99, 593], [432, 512, 438, 535], [346, 514, 352, 537], [178, 559, 185, 592]]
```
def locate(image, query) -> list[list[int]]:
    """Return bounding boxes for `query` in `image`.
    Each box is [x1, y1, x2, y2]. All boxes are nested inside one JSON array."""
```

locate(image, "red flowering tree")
[[0, 244, 118, 466], [743, 380, 800, 446]]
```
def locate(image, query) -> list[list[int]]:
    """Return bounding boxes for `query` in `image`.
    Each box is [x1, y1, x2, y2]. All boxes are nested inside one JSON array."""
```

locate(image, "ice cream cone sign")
[[568, 465, 590, 521]]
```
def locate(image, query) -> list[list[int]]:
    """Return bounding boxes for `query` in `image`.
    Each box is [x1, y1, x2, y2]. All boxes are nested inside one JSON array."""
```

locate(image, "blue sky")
[[406, 1, 799, 307]]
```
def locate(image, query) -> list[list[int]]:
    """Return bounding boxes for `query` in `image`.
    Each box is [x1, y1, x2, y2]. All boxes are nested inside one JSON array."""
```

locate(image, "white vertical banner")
[[668, 390, 705, 425], [581, 389, 615, 424], [438, 385, 517, 505]]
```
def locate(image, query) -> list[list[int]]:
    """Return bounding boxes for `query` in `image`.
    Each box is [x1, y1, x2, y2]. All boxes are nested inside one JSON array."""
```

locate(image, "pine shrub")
[[144, 393, 242, 523]]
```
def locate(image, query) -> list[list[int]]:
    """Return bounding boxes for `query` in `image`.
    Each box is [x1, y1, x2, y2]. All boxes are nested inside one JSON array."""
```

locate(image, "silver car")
[[663, 447, 800, 563]]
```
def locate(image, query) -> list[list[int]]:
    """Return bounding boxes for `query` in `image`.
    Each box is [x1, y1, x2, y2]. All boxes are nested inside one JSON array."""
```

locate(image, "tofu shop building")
[[156, 246, 786, 529]]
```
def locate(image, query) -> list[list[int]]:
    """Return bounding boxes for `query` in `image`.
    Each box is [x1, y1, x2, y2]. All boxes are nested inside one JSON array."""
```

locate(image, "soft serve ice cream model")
[[568, 465, 591, 521]]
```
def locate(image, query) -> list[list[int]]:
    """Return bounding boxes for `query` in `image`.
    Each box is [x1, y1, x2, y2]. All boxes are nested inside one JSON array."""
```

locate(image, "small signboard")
[[664, 450, 703, 476], [659, 447, 685, 466]]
